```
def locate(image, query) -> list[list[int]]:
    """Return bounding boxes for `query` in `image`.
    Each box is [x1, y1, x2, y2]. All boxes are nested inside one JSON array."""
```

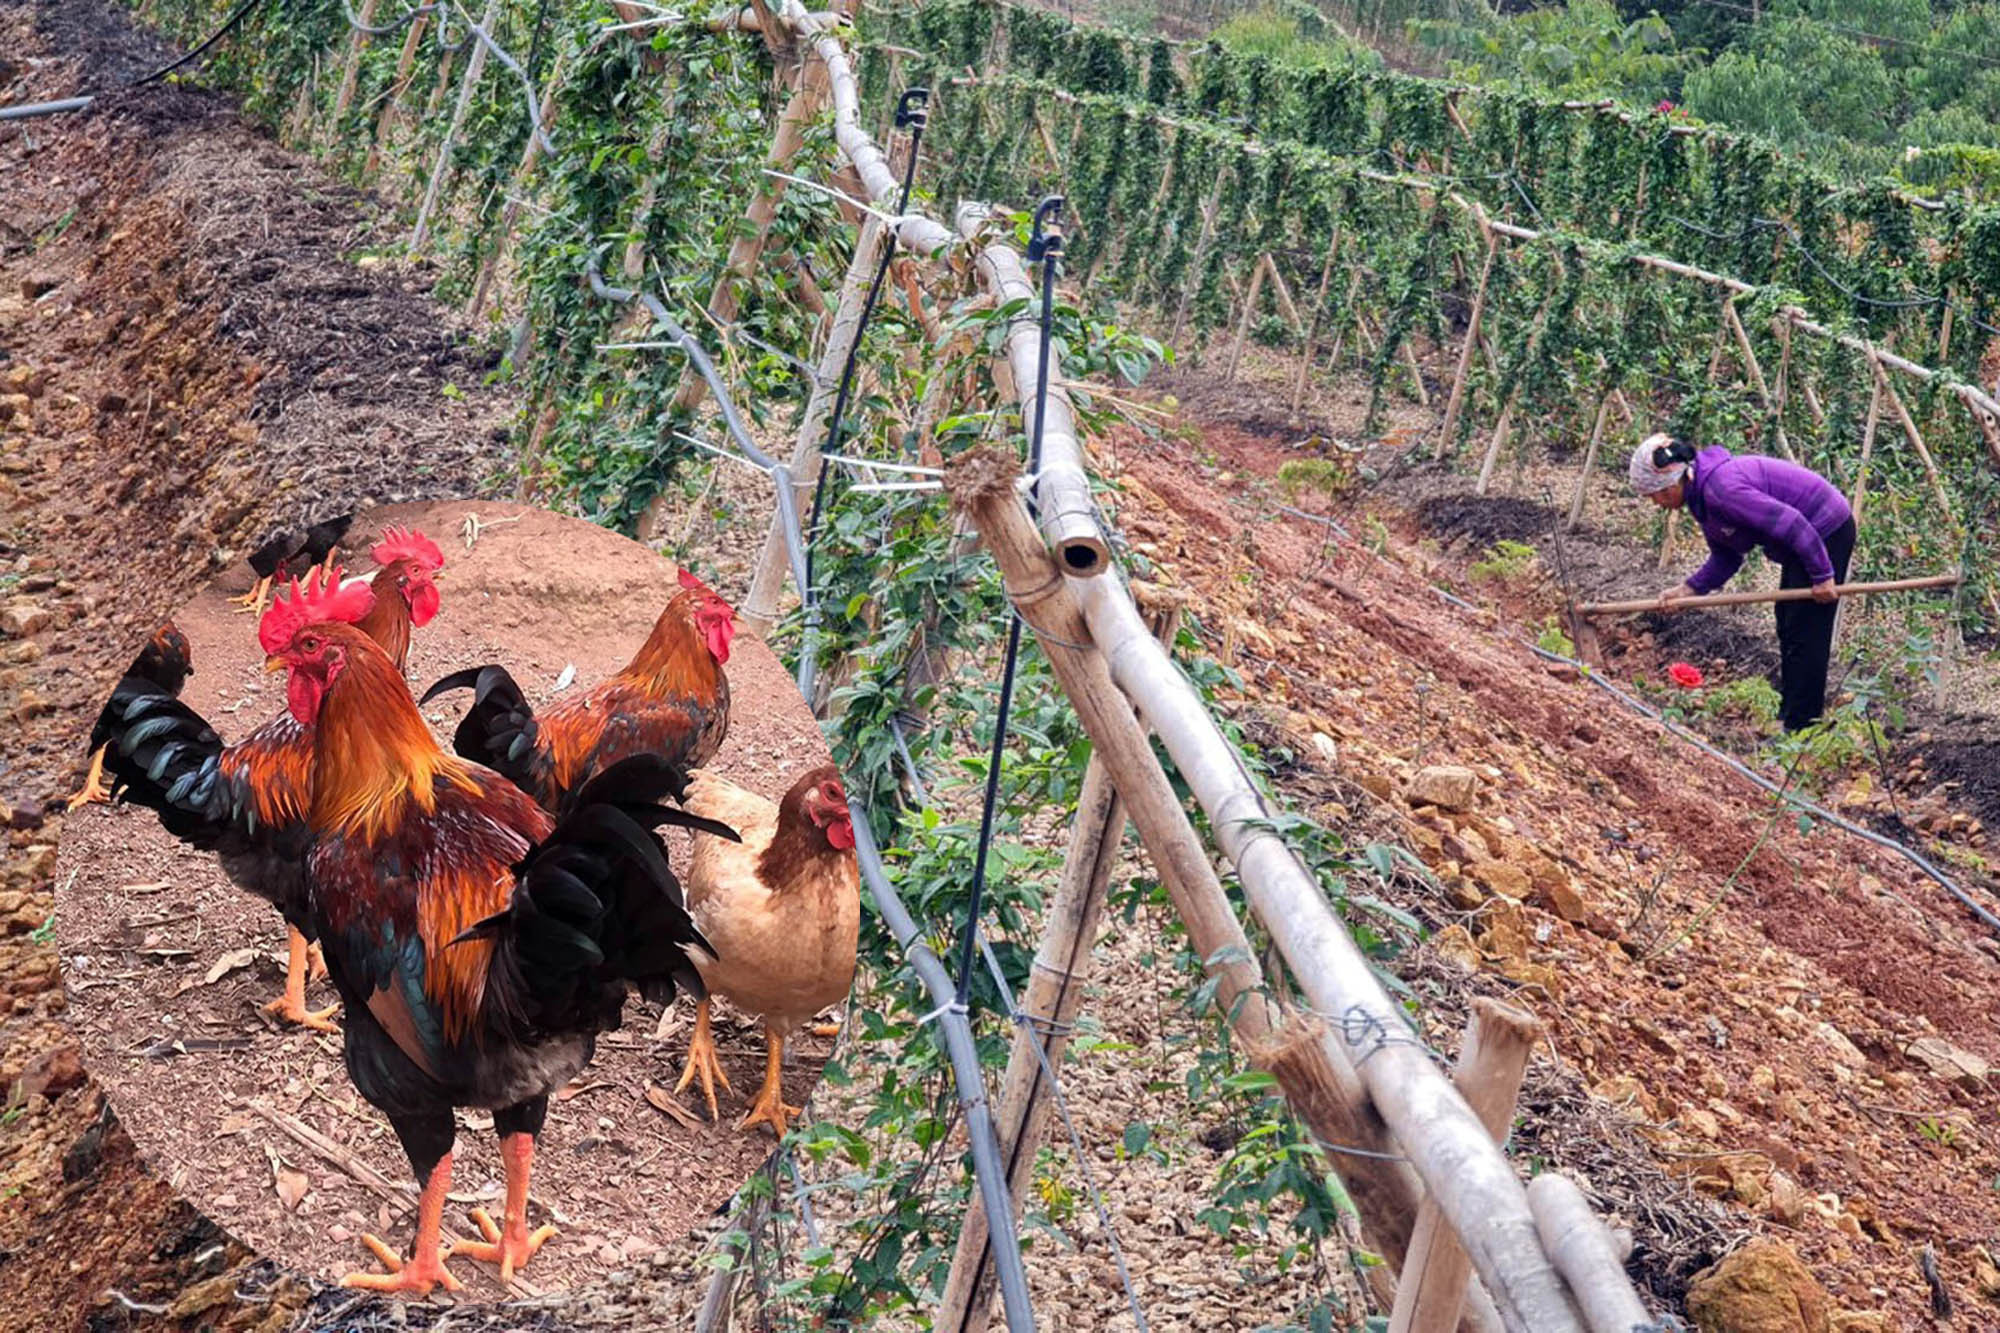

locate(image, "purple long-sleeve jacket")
[[1683, 446, 1852, 594]]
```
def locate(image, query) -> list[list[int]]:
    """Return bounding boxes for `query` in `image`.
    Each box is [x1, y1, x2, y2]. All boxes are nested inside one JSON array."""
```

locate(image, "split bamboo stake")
[[1437, 227, 1497, 459], [1225, 254, 1272, 383], [330, 0, 382, 135], [1723, 299, 1793, 460], [1291, 229, 1343, 419], [365, 11, 429, 178], [1851, 374, 1884, 525], [467, 55, 569, 318], [1065, 558, 1595, 1331], [1402, 337, 1432, 408], [1527, 1174, 1654, 1333], [1577, 574, 1960, 616], [1388, 1000, 1545, 1333], [1657, 509, 1679, 571], [944, 448, 1448, 1298], [1474, 286, 1558, 495], [1322, 264, 1367, 374], [1565, 390, 1616, 532], [936, 596, 1183, 1333], [740, 217, 888, 635], [411, 0, 501, 254], [1870, 352, 1957, 523]]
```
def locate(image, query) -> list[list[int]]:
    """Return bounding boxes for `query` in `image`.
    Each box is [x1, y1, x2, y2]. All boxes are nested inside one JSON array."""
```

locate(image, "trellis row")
[[857, 0, 2000, 378]]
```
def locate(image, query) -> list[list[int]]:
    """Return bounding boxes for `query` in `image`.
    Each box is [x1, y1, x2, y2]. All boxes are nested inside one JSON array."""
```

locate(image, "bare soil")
[[54, 499, 835, 1303]]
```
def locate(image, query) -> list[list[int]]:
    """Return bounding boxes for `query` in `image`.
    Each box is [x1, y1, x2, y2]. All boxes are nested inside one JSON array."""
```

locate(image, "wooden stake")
[[1770, 312, 1795, 462], [467, 56, 569, 318], [1264, 253, 1307, 333], [1527, 1174, 1654, 1333], [1475, 286, 1559, 495], [329, 0, 382, 138], [1389, 1000, 1544, 1333], [1871, 352, 1956, 522], [1566, 390, 1616, 532], [1723, 299, 1792, 460], [365, 12, 429, 179], [1938, 286, 1957, 363], [1851, 374, 1883, 526], [1225, 254, 1272, 383], [1403, 337, 1431, 407], [1290, 229, 1344, 419], [937, 598, 1182, 1333], [1658, 508, 1679, 571], [411, 0, 501, 254], [1438, 229, 1497, 459]]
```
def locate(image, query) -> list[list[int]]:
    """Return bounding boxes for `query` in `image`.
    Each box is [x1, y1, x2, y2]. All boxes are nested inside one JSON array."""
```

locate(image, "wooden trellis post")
[[467, 56, 569, 318], [1565, 388, 1617, 532], [1528, 1175, 1654, 1333], [364, 10, 430, 178], [1474, 285, 1559, 495], [1870, 351, 1956, 522], [936, 591, 1184, 1333], [1437, 226, 1497, 459], [329, 0, 381, 138], [1290, 231, 1343, 419], [1850, 374, 1884, 526], [1225, 254, 1272, 383], [411, 0, 501, 254]]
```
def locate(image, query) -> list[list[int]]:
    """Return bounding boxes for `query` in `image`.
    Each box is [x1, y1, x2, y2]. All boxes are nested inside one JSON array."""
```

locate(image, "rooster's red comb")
[[258, 565, 376, 654], [372, 525, 445, 572]]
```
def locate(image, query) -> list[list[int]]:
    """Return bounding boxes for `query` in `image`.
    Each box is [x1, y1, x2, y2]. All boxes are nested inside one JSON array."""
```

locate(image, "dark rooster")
[[256, 577, 733, 1292], [421, 567, 735, 816], [94, 532, 447, 1029], [230, 510, 355, 616], [67, 620, 194, 811]]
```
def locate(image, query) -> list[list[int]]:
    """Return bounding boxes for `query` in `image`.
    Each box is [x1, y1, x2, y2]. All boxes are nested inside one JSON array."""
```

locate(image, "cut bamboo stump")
[[1527, 1174, 1654, 1333], [935, 597, 1182, 1333], [1388, 1000, 1547, 1333], [1578, 574, 1960, 616]]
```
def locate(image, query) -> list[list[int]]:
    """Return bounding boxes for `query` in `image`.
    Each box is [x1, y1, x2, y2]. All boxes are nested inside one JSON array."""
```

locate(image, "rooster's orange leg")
[[262, 928, 340, 1032], [449, 1133, 557, 1282], [342, 1152, 465, 1294], [65, 746, 114, 812], [737, 1025, 802, 1139], [306, 939, 328, 983], [672, 995, 731, 1121], [229, 575, 273, 614]]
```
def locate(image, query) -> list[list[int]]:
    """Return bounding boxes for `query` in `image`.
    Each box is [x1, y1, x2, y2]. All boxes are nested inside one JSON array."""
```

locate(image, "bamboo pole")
[[467, 55, 568, 318], [1290, 229, 1343, 419], [1578, 574, 1960, 616], [1437, 227, 1497, 459], [329, 0, 382, 137], [1065, 559, 1594, 1332], [937, 597, 1183, 1333], [1226, 254, 1272, 383], [1474, 286, 1558, 495], [740, 217, 888, 636], [944, 448, 1448, 1295], [1565, 391, 1616, 532], [412, 0, 500, 254], [1388, 1000, 1542, 1333], [365, 11, 429, 178], [1402, 338, 1431, 408], [1870, 353, 1957, 523], [1852, 375, 1884, 525], [958, 203, 1110, 579], [1723, 298, 1793, 460], [1527, 1175, 1654, 1333]]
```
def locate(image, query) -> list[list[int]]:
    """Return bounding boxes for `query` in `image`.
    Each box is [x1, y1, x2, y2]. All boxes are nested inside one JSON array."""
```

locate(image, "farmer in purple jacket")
[[1629, 433, 1855, 732]]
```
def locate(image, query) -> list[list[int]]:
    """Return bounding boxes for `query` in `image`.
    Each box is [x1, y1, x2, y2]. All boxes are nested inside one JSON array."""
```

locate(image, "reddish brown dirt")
[[54, 500, 834, 1303], [1101, 395, 2000, 1323]]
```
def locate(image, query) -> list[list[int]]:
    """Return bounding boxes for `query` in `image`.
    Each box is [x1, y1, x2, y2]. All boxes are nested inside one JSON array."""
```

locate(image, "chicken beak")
[[264, 655, 288, 674]]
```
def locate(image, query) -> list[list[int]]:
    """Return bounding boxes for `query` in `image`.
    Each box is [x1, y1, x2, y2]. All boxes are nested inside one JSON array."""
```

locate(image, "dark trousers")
[[1774, 518, 1856, 732]]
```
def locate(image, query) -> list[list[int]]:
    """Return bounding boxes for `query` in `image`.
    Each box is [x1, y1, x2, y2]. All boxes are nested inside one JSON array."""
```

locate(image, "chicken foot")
[[229, 575, 274, 616], [673, 995, 732, 1120], [261, 928, 340, 1032], [342, 1151, 465, 1294], [450, 1132, 557, 1282], [65, 746, 115, 811], [738, 1026, 802, 1139]]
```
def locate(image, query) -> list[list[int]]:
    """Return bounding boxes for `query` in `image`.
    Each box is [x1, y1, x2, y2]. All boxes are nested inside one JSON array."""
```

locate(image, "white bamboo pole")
[[957, 202, 1110, 578], [1068, 566, 1592, 1332], [1527, 1175, 1654, 1333], [412, 0, 501, 254], [1225, 254, 1272, 383], [1437, 228, 1497, 459], [1290, 228, 1343, 419], [1566, 390, 1615, 532], [1474, 286, 1557, 496], [1851, 374, 1884, 526], [468, 55, 568, 317]]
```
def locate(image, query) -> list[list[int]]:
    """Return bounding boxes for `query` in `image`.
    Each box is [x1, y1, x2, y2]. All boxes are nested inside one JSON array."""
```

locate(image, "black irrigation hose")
[[131, 0, 268, 87], [802, 86, 929, 597], [952, 614, 1026, 1008], [1025, 195, 1065, 478]]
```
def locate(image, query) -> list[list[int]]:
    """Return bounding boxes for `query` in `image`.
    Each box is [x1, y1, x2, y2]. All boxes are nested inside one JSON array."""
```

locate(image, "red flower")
[[1668, 662, 1705, 689], [1656, 100, 1675, 114]]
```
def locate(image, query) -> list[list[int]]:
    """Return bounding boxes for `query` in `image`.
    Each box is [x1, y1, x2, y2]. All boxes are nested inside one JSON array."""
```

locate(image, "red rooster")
[[674, 765, 858, 1137], [93, 529, 446, 1029], [255, 575, 732, 1292], [420, 567, 735, 815]]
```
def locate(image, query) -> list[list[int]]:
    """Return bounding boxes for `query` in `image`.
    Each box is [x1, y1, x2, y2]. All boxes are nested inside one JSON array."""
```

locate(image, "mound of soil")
[[1910, 731, 2000, 833], [1414, 493, 1557, 548]]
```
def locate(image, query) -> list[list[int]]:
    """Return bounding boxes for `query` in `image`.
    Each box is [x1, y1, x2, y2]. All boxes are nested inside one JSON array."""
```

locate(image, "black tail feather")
[[420, 664, 544, 795], [97, 683, 232, 848]]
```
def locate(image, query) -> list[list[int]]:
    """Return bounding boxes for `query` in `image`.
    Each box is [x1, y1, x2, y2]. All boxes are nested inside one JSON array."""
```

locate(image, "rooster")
[[254, 575, 733, 1293], [93, 530, 446, 1029], [67, 620, 194, 811], [673, 765, 858, 1137], [420, 567, 735, 815], [230, 510, 355, 616]]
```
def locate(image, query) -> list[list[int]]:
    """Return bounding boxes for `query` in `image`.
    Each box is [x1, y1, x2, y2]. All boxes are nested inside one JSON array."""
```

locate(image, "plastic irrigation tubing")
[[1525, 642, 2000, 935], [0, 97, 95, 121], [449, 1, 556, 154], [845, 802, 1038, 1333], [953, 614, 1025, 1006], [584, 247, 819, 699], [0, 0, 263, 118], [341, 0, 438, 36]]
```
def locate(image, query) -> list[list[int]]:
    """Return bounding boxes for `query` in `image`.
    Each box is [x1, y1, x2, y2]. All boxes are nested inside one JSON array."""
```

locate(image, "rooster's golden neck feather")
[[618, 589, 722, 697], [355, 562, 415, 675], [310, 625, 478, 842]]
